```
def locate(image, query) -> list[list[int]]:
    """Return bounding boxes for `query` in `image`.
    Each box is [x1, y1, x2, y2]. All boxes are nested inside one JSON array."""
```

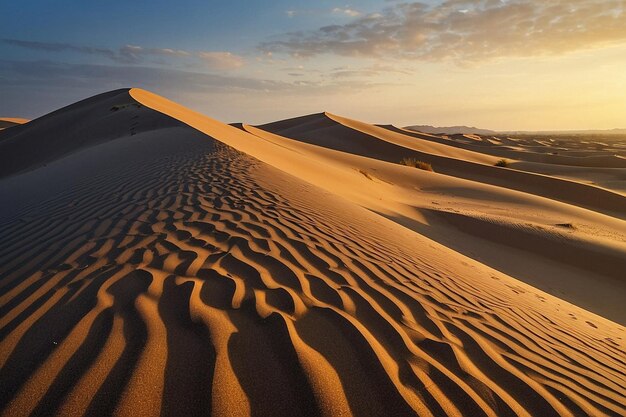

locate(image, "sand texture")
[[0, 89, 624, 416]]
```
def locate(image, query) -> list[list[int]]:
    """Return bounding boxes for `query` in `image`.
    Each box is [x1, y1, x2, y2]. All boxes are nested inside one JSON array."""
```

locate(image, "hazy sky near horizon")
[[1, 0, 625, 130]]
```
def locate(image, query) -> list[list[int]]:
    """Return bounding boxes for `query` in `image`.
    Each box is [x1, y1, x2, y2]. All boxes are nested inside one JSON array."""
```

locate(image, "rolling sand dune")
[[0, 90, 180, 178], [240, 121, 626, 324], [393, 125, 626, 168], [1, 89, 625, 416], [258, 112, 626, 219], [391, 126, 626, 193]]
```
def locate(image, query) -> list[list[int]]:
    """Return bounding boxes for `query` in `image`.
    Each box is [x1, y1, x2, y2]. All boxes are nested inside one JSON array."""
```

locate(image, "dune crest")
[[0, 89, 624, 416], [0, 118, 29, 131]]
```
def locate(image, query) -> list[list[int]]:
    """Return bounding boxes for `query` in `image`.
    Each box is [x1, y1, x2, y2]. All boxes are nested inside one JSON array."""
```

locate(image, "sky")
[[1, 0, 625, 130]]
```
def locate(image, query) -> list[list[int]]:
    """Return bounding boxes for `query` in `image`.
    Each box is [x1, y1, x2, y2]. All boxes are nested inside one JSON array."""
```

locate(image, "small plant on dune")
[[110, 103, 142, 112], [494, 159, 509, 167], [400, 158, 434, 172]]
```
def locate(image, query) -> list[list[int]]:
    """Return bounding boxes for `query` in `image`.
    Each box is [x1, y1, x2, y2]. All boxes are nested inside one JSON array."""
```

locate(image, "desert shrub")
[[110, 103, 141, 112], [494, 159, 509, 167], [400, 158, 433, 172]]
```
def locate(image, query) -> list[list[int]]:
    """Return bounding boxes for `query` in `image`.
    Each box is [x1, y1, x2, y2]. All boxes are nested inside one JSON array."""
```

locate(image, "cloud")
[[0, 59, 277, 94], [332, 7, 361, 17], [1, 39, 245, 70], [119, 45, 191, 62], [2, 38, 124, 62], [285, 7, 361, 19], [0, 59, 388, 99], [0, 57, 399, 120], [197, 51, 245, 70], [328, 63, 412, 79], [260, 0, 626, 64]]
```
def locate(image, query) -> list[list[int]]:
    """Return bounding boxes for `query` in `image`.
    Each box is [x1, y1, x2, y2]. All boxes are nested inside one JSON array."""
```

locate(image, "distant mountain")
[[405, 125, 497, 135], [405, 125, 626, 136], [502, 128, 626, 135]]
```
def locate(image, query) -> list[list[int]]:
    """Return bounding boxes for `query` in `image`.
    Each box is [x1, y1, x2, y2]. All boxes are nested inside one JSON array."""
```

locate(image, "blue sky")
[[1, 0, 625, 129], [3, 1, 384, 52]]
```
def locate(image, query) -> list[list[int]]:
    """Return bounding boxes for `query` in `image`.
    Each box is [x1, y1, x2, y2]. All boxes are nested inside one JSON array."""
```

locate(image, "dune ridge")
[[387, 125, 626, 194], [0, 89, 624, 416], [0, 118, 29, 130], [258, 112, 626, 219], [238, 115, 626, 323]]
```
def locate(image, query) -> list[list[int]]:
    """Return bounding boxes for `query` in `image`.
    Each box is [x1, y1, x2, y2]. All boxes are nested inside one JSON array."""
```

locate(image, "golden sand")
[[0, 89, 624, 416]]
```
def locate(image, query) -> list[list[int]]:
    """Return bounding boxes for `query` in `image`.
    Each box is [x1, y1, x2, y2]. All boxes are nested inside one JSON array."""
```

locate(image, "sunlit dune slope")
[[0, 118, 29, 130], [258, 112, 626, 219], [0, 89, 624, 417], [132, 88, 626, 321], [241, 122, 626, 324]]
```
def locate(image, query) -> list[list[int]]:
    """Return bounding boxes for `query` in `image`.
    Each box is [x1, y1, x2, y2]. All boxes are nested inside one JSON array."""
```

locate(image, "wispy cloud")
[[1, 39, 245, 70], [260, 0, 626, 64], [327, 63, 412, 79], [0, 59, 388, 96], [120, 45, 191, 62], [2, 38, 125, 62], [0, 56, 399, 119], [332, 7, 361, 17], [0, 59, 277, 93], [197, 51, 245, 70], [285, 6, 361, 19]]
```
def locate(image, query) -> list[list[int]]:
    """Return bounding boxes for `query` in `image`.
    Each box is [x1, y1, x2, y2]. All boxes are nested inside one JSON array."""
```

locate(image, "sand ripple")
[[1, 126, 624, 416]]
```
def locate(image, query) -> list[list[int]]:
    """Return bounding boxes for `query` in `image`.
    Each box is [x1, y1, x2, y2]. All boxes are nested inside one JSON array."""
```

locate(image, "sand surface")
[[0, 89, 624, 416], [0, 118, 29, 130]]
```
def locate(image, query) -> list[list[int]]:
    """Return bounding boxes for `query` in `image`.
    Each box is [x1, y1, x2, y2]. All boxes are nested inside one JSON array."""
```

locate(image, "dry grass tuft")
[[495, 159, 509, 167], [400, 158, 434, 172]]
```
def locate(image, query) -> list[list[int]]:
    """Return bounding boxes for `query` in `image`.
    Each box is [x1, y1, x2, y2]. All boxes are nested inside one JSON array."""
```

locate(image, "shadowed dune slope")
[[0, 90, 181, 179], [0, 89, 625, 417], [258, 113, 497, 165]]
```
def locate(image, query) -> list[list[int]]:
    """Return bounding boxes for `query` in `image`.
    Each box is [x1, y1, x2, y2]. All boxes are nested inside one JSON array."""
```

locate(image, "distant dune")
[[404, 124, 497, 135], [405, 124, 626, 136], [503, 128, 626, 135], [0, 88, 624, 416]]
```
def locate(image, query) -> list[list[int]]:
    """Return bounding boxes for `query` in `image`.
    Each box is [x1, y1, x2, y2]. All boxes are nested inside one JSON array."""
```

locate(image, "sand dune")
[[0, 90, 181, 178], [241, 120, 626, 323], [0, 117, 29, 130], [401, 126, 626, 167], [258, 112, 626, 219], [1, 89, 625, 416], [392, 125, 626, 193]]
